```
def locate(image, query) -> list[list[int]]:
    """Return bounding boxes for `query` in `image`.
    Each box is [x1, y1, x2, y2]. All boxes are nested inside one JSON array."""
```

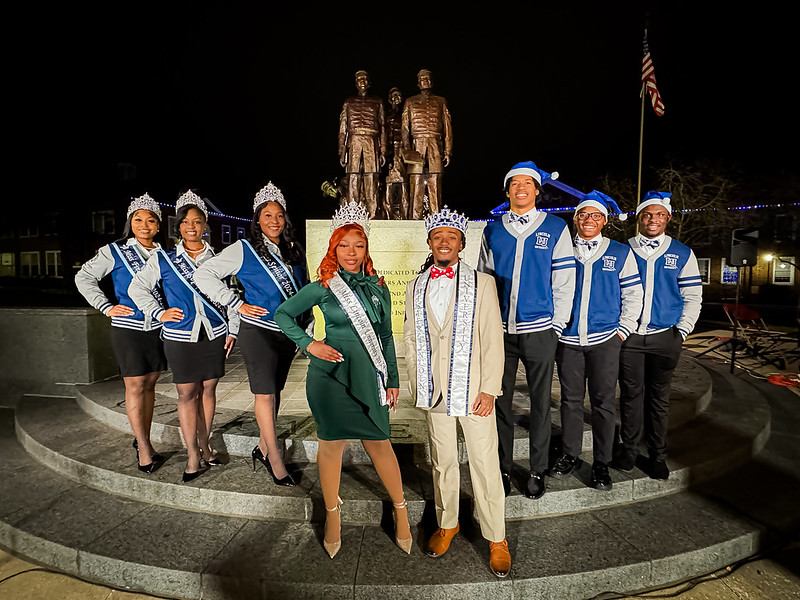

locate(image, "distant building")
[[0, 191, 250, 308]]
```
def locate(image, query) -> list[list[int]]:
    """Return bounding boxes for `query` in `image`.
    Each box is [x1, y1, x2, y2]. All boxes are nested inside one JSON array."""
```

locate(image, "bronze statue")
[[384, 86, 409, 220], [401, 69, 453, 218], [338, 70, 387, 218]]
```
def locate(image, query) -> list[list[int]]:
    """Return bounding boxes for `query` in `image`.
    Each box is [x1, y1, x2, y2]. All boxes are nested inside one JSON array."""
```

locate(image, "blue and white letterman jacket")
[[629, 235, 703, 340], [560, 236, 644, 346], [129, 241, 240, 343], [74, 239, 163, 332], [194, 237, 310, 332], [477, 210, 576, 335]]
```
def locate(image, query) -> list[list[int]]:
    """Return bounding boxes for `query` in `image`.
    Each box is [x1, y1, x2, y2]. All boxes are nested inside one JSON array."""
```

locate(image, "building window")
[[721, 258, 738, 285], [46, 250, 63, 278], [19, 225, 39, 238], [20, 251, 40, 277], [221, 224, 232, 245], [697, 258, 711, 285], [167, 216, 177, 240], [773, 256, 796, 286], [237, 227, 246, 240], [92, 211, 116, 235], [0, 252, 14, 277]]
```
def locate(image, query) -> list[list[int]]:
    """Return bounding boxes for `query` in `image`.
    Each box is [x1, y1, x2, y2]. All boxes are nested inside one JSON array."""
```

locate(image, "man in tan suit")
[[403, 206, 510, 578]]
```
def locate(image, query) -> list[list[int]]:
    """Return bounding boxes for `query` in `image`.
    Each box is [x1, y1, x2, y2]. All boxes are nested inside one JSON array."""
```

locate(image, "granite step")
[[73, 354, 712, 465], [0, 404, 768, 600], [13, 359, 769, 523]]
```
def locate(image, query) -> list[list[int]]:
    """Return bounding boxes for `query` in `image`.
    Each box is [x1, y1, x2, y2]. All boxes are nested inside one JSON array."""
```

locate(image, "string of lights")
[[154, 201, 251, 222], [491, 202, 800, 217]]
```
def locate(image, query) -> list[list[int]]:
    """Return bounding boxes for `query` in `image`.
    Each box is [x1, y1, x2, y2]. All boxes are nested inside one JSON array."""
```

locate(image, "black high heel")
[[133, 438, 164, 463], [138, 462, 158, 474], [251, 445, 295, 486], [182, 470, 201, 483], [199, 448, 222, 467]]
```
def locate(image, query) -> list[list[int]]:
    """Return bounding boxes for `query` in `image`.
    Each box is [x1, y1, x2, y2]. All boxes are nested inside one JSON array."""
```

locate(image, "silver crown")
[[126, 193, 162, 220], [176, 190, 208, 218], [253, 182, 287, 212], [331, 199, 370, 236], [425, 205, 469, 234]]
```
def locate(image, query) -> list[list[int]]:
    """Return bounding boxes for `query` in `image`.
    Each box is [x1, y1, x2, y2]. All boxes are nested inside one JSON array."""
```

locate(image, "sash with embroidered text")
[[111, 242, 166, 308], [413, 263, 477, 416], [160, 249, 226, 322], [327, 272, 389, 406]]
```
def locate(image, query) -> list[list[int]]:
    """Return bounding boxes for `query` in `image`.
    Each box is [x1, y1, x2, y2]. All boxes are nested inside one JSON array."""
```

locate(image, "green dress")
[[273, 270, 399, 440]]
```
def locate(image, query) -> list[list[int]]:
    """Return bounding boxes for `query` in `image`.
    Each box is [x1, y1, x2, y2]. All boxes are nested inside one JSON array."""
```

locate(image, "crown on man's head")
[[176, 190, 208, 218], [253, 182, 287, 212], [331, 199, 370, 236], [126, 193, 162, 220], [425, 205, 469, 234]]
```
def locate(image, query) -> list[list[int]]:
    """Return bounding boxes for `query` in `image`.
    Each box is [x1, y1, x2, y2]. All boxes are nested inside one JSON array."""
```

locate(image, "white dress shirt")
[[429, 262, 459, 327], [635, 233, 666, 256], [574, 233, 603, 261]]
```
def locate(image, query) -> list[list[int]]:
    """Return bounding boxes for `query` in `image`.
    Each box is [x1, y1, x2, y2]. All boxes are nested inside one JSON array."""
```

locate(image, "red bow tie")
[[431, 266, 455, 279]]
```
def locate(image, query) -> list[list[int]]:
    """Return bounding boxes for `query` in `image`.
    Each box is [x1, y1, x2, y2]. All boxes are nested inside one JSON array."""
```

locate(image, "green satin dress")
[[273, 270, 399, 440]]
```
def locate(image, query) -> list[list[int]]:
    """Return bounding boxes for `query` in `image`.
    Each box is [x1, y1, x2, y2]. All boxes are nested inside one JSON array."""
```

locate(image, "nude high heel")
[[392, 499, 413, 554], [323, 496, 343, 559]]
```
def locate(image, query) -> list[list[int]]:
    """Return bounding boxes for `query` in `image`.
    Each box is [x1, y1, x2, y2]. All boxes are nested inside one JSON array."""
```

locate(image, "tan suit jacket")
[[403, 264, 507, 541], [403, 266, 504, 411]]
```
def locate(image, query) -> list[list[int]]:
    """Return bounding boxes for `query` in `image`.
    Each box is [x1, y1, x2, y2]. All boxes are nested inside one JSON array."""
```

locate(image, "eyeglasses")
[[576, 212, 605, 221]]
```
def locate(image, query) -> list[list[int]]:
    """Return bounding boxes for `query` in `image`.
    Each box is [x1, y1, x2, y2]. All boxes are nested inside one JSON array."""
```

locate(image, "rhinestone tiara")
[[126, 193, 162, 220], [176, 190, 208, 218], [331, 199, 370, 236], [253, 182, 287, 212], [425, 205, 469, 234]]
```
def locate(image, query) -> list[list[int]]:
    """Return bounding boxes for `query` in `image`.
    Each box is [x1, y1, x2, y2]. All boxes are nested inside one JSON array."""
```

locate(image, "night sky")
[[26, 3, 795, 224]]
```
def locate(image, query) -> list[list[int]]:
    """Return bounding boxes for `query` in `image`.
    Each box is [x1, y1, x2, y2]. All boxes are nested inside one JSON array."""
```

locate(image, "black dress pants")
[[618, 328, 683, 461], [555, 335, 622, 465], [496, 329, 558, 474]]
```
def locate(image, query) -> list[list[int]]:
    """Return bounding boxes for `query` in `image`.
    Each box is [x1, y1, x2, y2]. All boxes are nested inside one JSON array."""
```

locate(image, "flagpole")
[[637, 81, 645, 212]]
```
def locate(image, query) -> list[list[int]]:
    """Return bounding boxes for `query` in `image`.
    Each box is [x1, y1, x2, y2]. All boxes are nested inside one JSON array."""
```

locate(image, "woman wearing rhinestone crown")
[[75, 193, 168, 473], [129, 191, 239, 483], [194, 183, 310, 487], [273, 200, 412, 558]]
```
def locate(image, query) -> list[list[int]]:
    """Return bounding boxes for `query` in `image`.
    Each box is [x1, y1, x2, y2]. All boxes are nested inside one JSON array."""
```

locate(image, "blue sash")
[[110, 242, 165, 308], [241, 239, 299, 300], [160, 249, 226, 322]]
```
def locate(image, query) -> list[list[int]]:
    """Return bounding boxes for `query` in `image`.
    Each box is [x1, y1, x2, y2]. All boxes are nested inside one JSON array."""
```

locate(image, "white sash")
[[413, 263, 477, 416], [327, 272, 389, 406]]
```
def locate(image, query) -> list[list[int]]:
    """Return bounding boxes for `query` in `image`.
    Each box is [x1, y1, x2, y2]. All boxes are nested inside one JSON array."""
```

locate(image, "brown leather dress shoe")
[[426, 524, 460, 557], [489, 539, 511, 577]]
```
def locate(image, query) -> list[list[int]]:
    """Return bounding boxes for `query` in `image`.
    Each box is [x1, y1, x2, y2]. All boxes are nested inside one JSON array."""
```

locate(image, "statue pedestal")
[[305, 220, 487, 345]]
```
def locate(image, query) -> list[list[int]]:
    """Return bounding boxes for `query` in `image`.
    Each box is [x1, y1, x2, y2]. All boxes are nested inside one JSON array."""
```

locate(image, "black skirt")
[[163, 334, 226, 384], [237, 322, 297, 395], [110, 327, 167, 378]]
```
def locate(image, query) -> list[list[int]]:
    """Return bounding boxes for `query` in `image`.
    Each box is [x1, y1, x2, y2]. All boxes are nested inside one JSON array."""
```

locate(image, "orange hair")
[[317, 223, 376, 287]]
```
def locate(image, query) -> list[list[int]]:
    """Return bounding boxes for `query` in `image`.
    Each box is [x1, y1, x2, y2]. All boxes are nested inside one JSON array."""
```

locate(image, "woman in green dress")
[[273, 203, 412, 559]]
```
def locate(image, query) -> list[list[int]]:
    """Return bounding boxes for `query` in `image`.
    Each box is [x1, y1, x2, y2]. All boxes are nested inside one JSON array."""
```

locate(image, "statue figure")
[[338, 70, 386, 218], [401, 69, 453, 219], [385, 86, 409, 220]]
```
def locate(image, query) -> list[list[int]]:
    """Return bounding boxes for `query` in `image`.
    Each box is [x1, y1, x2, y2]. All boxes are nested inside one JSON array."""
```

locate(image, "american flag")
[[642, 30, 665, 116]]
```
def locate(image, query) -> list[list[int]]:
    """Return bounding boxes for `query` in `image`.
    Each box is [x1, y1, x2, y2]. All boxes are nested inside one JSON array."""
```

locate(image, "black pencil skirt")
[[237, 322, 297, 395], [110, 327, 167, 378], [163, 334, 226, 384]]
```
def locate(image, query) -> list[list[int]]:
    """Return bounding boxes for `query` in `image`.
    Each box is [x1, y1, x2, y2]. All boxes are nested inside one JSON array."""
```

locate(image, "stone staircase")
[[0, 353, 779, 599]]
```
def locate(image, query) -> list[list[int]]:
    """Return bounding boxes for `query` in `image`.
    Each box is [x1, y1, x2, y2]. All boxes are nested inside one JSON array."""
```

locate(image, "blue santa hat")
[[575, 190, 628, 221], [503, 160, 559, 188], [636, 190, 672, 215]]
